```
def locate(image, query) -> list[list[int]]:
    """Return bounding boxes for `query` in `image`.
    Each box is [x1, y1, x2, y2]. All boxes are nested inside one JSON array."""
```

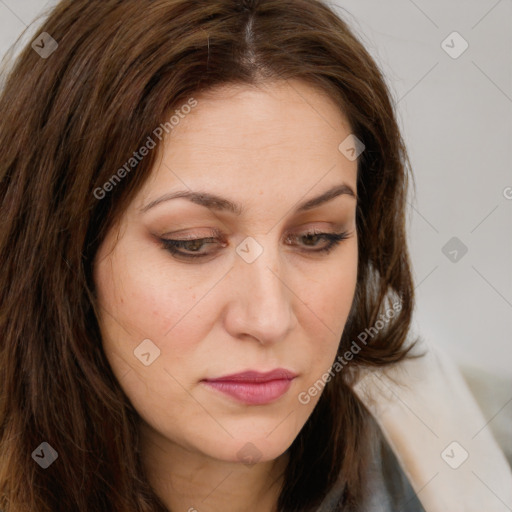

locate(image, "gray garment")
[[316, 418, 426, 512]]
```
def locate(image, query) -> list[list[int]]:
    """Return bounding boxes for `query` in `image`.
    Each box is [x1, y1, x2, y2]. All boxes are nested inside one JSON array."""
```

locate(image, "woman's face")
[[93, 79, 359, 466]]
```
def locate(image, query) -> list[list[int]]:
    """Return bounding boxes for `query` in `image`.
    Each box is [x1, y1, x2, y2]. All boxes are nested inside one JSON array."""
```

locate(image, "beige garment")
[[352, 337, 512, 512]]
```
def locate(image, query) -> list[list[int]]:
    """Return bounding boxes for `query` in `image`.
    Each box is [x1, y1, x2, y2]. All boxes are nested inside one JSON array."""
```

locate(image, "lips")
[[202, 369, 297, 405]]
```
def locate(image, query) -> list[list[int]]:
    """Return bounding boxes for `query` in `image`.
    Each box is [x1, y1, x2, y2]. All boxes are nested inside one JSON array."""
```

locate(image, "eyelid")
[[161, 221, 350, 239], [160, 226, 225, 240], [158, 227, 352, 261]]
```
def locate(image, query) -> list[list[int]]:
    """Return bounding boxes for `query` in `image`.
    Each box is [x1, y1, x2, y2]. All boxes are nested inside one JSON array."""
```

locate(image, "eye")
[[159, 229, 350, 261], [285, 230, 350, 254], [160, 236, 225, 260]]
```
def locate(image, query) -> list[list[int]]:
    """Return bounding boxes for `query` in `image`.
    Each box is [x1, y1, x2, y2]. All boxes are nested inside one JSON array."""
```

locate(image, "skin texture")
[[93, 79, 359, 512]]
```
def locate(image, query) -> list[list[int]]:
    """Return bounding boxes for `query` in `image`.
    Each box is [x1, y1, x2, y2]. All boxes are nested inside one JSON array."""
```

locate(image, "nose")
[[222, 239, 297, 345]]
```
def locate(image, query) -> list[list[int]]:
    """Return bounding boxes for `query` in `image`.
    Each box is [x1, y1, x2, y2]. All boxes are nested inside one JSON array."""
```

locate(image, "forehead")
[[170, 79, 352, 151], [134, 79, 358, 214]]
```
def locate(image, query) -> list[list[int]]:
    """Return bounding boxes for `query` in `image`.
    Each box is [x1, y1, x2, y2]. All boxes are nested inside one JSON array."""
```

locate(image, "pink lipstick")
[[202, 369, 297, 405]]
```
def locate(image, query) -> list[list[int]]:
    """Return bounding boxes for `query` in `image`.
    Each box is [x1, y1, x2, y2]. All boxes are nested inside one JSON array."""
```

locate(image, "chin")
[[205, 429, 297, 466], [188, 401, 312, 465]]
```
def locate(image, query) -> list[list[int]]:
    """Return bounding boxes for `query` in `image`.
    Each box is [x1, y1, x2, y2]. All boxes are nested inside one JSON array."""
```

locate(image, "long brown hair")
[[0, 0, 419, 510]]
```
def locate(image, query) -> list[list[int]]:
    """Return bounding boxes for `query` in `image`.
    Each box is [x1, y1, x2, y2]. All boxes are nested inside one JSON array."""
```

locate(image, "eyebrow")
[[140, 182, 356, 215]]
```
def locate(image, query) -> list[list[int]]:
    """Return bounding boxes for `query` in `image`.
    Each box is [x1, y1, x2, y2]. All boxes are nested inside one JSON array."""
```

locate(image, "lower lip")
[[203, 379, 294, 405]]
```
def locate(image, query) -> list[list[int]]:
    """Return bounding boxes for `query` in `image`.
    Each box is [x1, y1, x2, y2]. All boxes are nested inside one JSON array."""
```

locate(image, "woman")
[[0, 1, 510, 511]]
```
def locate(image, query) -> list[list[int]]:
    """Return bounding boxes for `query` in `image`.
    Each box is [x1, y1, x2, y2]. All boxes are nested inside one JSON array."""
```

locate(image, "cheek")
[[302, 254, 358, 367], [93, 249, 210, 428], [93, 239, 219, 378], [305, 251, 357, 324]]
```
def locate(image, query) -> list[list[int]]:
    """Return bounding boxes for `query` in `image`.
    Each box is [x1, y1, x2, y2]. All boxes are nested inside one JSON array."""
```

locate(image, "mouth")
[[202, 369, 297, 405]]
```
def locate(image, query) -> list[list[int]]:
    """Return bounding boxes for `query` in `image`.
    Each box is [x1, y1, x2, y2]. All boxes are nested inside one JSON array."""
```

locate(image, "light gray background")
[[1, 0, 511, 375]]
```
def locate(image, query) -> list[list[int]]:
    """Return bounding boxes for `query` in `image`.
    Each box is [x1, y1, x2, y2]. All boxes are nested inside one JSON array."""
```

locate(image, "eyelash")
[[159, 229, 350, 260]]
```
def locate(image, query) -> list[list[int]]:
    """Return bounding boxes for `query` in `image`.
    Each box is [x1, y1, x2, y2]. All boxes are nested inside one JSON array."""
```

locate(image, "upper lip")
[[204, 369, 297, 383]]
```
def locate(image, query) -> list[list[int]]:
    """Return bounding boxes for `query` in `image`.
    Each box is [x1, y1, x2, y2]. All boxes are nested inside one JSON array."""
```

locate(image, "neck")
[[139, 421, 288, 512]]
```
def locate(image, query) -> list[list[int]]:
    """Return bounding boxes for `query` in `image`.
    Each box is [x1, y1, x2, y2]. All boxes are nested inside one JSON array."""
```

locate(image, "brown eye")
[[286, 230, 350, 254], [160, 237, 224, 259], [159, 230, 350, 262]]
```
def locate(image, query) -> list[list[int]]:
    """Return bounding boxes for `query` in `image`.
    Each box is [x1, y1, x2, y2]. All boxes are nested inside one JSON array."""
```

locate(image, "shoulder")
[[360, 419, 426, 511], [351, 337, 512, 511], [315, 418, 425, 512]]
